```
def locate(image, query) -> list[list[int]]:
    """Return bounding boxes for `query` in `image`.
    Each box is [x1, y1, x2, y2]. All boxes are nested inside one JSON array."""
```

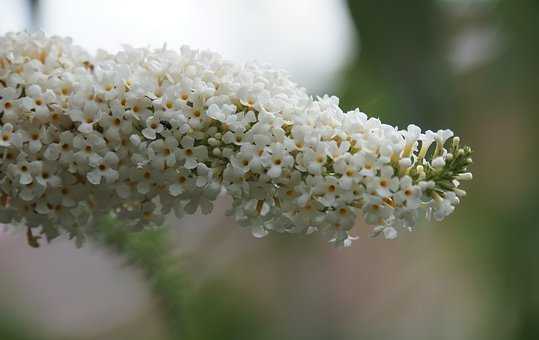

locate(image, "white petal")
[[20, 173, 33, 185], [87, 170, 102, 185], [181, 136, 194, 148], [78, 123, 94, 134], [251, 225, 269, 238], [267, 166, 281, 178], [184, 158, 197, 169], [168, 184, 184, 197], [29, 140, 42, 153], [44, 144, 60, 160], [142, 128, 156, 140]]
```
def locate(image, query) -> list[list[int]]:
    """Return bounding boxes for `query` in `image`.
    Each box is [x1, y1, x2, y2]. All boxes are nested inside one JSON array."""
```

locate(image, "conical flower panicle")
[[0, 32, 472, 247]]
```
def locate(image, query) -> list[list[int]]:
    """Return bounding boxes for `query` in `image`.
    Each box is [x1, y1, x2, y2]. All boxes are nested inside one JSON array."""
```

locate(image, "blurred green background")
[[0, 0, 537, 339]]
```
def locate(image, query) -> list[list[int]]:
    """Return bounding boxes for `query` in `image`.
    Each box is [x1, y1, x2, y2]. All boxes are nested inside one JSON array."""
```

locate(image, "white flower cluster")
[[0, 32, 472, 247]]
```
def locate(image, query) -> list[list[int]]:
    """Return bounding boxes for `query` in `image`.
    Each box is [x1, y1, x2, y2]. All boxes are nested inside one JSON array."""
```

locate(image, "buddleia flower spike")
[[0, 32, 472, 247]]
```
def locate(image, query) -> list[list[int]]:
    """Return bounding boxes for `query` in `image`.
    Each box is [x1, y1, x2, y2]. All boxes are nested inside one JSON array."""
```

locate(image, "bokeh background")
[[0, 0, 537, 339]]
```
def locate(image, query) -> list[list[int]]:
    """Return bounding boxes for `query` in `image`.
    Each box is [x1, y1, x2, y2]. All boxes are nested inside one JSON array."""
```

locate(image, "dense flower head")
[[0, 32, 473, 247]]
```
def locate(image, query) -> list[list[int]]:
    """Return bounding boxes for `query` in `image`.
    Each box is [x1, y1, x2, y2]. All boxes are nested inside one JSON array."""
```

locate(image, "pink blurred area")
[[0, 196, 490, 339]]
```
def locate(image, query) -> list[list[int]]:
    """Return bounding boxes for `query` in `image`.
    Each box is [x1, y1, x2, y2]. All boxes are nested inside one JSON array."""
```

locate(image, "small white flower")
[[178, 136, 208, 169], [0, 87, 20, 122], [167, 169, 192, 197], [181, 93, 206, 126], [355, 151, 380, 177], [394, 176, 421, 210], [142, 116, 164, 140], [44, 131, 75, 162], [402, 124, 421, 157], [430, 192, 458, 221], [207, 103, 235, 123], [25, 84, 52, 120], [35, 163, 61, 188], [334, 156, 360, 190], [19, 181, 47, 202], [264, 143, 293, 178], [300, 145, 327, 175], [24, 126, 46, 153], [70, 101, 102, 134], [73, 133, 106, 164], [148, 137, 178, 169], [230, 144, 259, 174], [418, 130, 437, 159], [0, 123, 21, 148], [363, 197, 393, 225], [313, 176, 340, 207], [87, 152, 119, 184], [194, 163, 212, 187], [8, 157, 42, 185], [436, 129, 454, 145]]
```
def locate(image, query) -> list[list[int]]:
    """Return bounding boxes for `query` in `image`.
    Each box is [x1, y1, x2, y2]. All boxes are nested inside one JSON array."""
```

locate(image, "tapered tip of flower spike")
[[0, 32, 472, 247]]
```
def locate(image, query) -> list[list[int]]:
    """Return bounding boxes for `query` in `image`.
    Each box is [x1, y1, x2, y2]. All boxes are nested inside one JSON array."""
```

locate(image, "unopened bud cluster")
[[0, 32, 472, 246]]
